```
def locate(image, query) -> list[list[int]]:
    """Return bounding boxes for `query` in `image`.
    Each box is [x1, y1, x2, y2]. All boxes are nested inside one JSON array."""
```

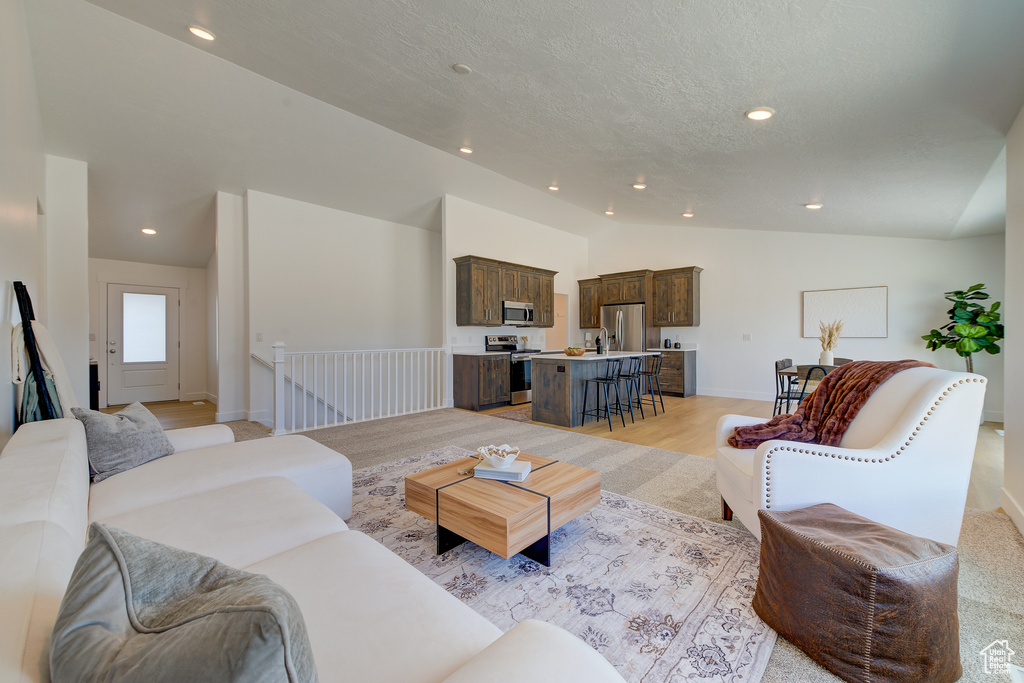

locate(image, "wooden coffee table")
[[405, 452, 600, 566]]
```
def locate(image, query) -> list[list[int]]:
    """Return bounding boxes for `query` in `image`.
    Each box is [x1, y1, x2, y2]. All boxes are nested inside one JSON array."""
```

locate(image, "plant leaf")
[[957, 339, 980, 354], [954, 323, 986, 338]]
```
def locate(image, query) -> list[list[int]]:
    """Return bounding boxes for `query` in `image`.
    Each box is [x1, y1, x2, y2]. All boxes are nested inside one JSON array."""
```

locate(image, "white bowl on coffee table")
[[478, 445, 520, 469]]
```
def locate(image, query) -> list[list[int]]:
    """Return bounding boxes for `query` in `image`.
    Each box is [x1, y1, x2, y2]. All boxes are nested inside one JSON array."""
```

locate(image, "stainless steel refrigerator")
[[600, 303, 656, 352]]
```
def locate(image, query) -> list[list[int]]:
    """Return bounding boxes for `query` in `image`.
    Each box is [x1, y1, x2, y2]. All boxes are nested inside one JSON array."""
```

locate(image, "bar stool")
[[619, 356, 645, 422], [638, 354, 664, 415], [581, 358, 626, 431]]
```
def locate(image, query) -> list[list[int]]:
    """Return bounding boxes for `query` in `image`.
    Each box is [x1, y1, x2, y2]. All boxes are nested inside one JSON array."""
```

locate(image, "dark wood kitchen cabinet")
[[454, 255, 557, 328], [501, 266, 537, 303], [534, 273, 555, 327], [453, 354, 510, 410], [578, 278, 602, 328], [601, 270, 651, 305], [455, 256, 502, 326], [656, 349, 696, 396], [653, 267, 702, 327]]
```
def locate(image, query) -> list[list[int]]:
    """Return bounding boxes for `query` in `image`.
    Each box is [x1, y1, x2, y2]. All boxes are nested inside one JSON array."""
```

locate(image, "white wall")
[[588, 225, 1005, 419], [214, 191, 246, 421], [206, 251, 218, 406], [1003, 104, 1024, 534], [245, 190, 442, 424], [88, 258, 208, 406], [442, 194, 592, 354], [43, 155, 90, 405], [0, 0, 46, 445]]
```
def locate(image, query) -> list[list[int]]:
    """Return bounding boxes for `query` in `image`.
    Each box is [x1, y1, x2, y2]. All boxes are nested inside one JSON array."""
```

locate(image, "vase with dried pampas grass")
[[818, 320, 843, 365]]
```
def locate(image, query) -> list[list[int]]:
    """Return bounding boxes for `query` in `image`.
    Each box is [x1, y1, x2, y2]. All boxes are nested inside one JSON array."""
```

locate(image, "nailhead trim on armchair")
[[763, 377, 985, 509]]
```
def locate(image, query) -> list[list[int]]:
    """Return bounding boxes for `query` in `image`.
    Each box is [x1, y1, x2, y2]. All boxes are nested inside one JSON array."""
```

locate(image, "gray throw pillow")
[[71, 402, 174, 482], [51, 523, 318, 683]]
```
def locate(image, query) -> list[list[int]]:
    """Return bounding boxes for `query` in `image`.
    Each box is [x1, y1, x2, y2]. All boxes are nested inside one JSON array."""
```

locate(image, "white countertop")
[[451, 350, 512, 356], [648, 344, 698, 351], [533, 350, 663, 361]]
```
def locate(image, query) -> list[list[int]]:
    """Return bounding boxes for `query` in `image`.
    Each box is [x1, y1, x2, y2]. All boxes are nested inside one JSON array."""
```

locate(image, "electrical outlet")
[[742, 333, 752, 342], [675, 334, 681, 342], [256, 332, 264, 342], [450, 336, 458, 346], [89, 333, 96, 342]]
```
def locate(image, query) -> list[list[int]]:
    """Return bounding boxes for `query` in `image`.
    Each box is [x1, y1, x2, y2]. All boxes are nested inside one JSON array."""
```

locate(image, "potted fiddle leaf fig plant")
[[922, 283, 1003, 373]]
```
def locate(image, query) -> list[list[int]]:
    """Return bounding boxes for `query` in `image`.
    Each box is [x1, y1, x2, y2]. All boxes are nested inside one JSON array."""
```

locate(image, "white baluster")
[[272, 342, 286, 436], [290, 355, 296, 433]]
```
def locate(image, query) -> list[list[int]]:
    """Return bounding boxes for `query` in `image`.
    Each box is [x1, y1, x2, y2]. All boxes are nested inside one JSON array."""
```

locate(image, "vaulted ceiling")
[[26, 0, 1024, 267]]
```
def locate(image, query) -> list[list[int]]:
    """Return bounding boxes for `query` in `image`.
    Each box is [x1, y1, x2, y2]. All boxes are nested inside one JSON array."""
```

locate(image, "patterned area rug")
[[489, 405, 534, 422], [349, 446, 776, 683]]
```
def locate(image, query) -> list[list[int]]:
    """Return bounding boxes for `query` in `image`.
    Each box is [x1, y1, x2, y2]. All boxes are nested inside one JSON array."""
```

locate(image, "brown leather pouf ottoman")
[[753, 503, 961, 683]]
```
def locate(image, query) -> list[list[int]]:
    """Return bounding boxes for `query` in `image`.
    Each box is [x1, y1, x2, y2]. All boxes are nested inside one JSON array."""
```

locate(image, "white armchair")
[[716, 367, 986, 546]]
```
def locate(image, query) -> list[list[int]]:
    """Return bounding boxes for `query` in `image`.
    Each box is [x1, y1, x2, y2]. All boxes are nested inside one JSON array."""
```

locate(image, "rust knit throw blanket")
[[728, 360, 935, 449]]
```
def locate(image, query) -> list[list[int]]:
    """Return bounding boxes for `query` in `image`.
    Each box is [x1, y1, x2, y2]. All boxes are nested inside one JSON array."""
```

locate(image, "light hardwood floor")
[[101, 400, 217, 429], [485, 395, 1006, 511], [117, 396, 1005, 511]]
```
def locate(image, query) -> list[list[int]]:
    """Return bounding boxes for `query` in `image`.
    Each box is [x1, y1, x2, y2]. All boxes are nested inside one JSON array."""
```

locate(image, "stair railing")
[[270, 343, 447, 435]]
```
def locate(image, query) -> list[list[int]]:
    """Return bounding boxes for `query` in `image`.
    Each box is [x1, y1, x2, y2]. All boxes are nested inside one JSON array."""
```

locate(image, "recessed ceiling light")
[[605, 209, 614, 216], [804, 203, 823, 210], [632, 183, 646, 190], [452, 64, 473, 75], [548, 185, 559, 191], [141, 228, 157, 235], [188, 25, 215, 41], [745, 107, 774, 120], [459, 146, 473, 154], [682, 212, 694, 218]]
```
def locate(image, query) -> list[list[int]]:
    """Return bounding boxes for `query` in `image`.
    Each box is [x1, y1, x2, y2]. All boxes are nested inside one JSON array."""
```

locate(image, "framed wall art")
[[802, 286, 888, 338]]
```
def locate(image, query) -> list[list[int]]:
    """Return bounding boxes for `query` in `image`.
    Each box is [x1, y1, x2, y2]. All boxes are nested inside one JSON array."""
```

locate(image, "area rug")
[[489, 405, 534, 422], [349, 445, 776, 683]]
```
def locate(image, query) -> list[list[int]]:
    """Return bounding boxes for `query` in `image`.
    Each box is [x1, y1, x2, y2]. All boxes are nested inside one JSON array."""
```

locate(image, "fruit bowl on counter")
[[564, 347, 586, 356]]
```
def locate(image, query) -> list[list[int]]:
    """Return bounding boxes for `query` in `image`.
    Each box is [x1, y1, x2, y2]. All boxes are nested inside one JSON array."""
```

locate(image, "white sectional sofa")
[[1, 418, 624, 683]]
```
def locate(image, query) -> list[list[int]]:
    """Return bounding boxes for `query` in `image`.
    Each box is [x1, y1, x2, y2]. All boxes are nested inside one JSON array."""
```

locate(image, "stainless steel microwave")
[[503, 301, 533, 327]]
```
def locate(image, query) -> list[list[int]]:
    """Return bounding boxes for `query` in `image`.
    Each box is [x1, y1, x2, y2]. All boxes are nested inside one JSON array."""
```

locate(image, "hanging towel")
[[12, 321, 80, 413]]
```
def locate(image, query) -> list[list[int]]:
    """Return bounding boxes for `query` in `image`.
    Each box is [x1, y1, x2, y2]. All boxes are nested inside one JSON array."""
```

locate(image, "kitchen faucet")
[[597, 327, 608, 354]]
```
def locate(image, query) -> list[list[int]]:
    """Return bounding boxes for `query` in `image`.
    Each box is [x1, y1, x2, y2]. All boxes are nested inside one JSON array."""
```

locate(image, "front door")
[[106, 284, 180, 405]]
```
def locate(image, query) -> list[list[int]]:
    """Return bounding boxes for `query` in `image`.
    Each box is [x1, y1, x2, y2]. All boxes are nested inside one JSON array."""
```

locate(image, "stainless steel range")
[[485, 335, 541, 405]]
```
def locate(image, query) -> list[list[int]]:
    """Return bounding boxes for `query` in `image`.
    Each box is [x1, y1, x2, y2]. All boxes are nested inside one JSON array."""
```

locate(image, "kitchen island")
[[531, 351, 662, 427]]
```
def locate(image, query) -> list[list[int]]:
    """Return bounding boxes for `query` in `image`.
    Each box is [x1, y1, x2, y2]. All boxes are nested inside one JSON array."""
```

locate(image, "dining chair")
[[791, 365, 829, 406], [773, 359, 800, 416]]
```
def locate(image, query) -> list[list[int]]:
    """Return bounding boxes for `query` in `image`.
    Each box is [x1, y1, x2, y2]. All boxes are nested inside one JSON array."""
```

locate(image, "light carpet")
[[351, 445, 775, 683], [226, 408, 1024, 682]]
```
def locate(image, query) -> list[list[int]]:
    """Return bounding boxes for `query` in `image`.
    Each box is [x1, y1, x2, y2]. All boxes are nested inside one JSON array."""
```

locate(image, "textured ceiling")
[[26, 0, 1024, 266]]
